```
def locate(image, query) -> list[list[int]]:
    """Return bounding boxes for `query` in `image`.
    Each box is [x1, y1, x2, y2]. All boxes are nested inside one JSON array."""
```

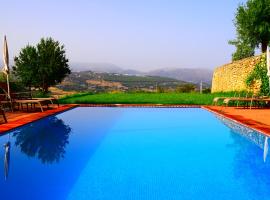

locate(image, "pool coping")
[[202, 106, 270, 137], [0, 104, 78, 134], [0, 104, 199, 135], [0, 103, 269, 137], [78, 104, 201, 108]]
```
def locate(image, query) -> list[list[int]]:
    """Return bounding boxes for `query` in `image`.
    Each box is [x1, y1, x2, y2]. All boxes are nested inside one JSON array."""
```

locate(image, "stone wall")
[[211, 56, 261, 93]]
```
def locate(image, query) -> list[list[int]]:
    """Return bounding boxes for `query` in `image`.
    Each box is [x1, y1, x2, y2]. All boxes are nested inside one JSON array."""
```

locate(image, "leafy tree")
[[13, 45, 38, 89], [13, 38, 70, 92], [229, 37, 255, 61], [234, 0, 270, 53], [156, 86, 165, 93], [202, 88, 211, 94], [176, 83, 195, 93]]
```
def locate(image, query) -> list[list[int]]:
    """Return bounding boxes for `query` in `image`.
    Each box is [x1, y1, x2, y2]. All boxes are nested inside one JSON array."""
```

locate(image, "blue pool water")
[[0, 107, 270, 200]]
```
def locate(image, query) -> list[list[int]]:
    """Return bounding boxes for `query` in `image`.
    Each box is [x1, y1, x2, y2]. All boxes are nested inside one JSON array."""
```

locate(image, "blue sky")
[[1, 0, 245, 70]]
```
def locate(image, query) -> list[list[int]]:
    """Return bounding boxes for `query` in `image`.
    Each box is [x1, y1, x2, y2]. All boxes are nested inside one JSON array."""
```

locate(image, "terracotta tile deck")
[[203, 106, 270, 136], [0, 104, 78, 134]]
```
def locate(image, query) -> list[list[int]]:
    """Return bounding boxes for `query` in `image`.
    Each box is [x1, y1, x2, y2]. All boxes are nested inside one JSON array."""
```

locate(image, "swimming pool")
[[0, 107, 269, 200]]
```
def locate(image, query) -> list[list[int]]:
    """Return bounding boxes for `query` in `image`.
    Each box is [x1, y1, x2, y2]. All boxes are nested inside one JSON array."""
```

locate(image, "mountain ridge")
[[70, 62, 213, 84]]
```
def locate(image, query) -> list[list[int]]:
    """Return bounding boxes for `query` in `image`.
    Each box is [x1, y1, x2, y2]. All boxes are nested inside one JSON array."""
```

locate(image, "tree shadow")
[[13, 116, 71, 164]]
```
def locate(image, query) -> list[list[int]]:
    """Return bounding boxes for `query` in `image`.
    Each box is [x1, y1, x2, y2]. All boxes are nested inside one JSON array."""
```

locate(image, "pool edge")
[[0, 104, 78, 134], [78, 104, 201, 108], [202, 106, 270, 137], [1, 104, 268, 138]]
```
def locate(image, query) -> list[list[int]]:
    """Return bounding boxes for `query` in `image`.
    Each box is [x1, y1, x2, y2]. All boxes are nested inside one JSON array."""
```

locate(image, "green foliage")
[[176, 83, 196, 93], [10, 82, 27, 93], [31, 90, 51, 98], [61, 71, 189, 92], [228, 38, 255, 61], [59, 92, 235, 105], [202, 88, 211, 94], [246, 55, 269, 95], [13, 37, 71, 93], [61, 92, 92, 100], [13, 46, 38, 88], [234, 0, 270, 52], [0, 72, 26, 93], [156, 86, 165, 93]]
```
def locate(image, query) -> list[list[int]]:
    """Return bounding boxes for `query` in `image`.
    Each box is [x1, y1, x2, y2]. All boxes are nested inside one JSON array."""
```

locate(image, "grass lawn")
[[59, 92, 234, 105]]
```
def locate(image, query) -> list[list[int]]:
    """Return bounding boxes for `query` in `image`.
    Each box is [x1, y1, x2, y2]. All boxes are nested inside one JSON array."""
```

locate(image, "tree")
[[156, 86, 165, 93], [229, 37, 255, 61], [13, 38, 71, 92], [13, 45, 38, 88], [234, 0, 270, 53], [176, 83, 195, 93]]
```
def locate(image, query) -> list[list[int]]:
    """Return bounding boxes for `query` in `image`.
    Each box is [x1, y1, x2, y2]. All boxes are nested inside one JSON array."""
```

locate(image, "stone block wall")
[[211, 56, 261, 93]]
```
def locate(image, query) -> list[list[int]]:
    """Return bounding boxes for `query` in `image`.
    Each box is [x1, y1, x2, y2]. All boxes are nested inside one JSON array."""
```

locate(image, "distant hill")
[[57, 71, 192, 92], [71, 62, 124, 73], [70, 63, 213, 84], [147, 68, 213, 84], [70, 62, 142, 75]]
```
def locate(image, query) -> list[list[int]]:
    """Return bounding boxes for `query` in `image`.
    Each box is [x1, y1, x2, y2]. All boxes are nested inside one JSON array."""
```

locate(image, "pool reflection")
[[3, 141, 10, 180], [216, 115, 268, 161], [0, 108, 121, 198], [217, 115, 270, 197], [229, 130, 270, 197], [12, 116, 71, 164]]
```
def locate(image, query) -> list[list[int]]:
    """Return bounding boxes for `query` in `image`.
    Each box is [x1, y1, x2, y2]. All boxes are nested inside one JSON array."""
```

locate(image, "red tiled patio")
[[204, 106, 270, 136], [0, 104, 77, 133]]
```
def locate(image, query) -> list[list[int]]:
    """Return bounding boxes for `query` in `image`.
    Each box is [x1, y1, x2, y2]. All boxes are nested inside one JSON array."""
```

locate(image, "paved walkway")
[[204, 106, 270, 136], [0, 105, 77, 133]]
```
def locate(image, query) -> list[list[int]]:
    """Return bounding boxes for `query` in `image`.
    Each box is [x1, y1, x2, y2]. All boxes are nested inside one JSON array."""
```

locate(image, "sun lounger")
[[212, 93, 239, 106], [213, 97, 228, 105], [223, 95, 269, 109], [11, 92, 59, 111], [0, 98, 8, 123], [32, 97, 59, 107], [0, 94, 13, 111], [223, 97, 242, 106], [250, 97, 270, 108], [13, 92, 59, 106], [14, 99, 50, 112], [223, 97, 252, 107], [0, 108, 7, 123], [0, 89, 58, 112], [221, 92, 254, 107]]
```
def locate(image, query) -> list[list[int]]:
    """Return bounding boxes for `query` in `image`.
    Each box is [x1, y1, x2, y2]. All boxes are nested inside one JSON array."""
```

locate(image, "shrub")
[[176, 84, 196, 93], [246, 54, 269, 95], [202, 88, 211, 94], [156, 86, 165, 93]]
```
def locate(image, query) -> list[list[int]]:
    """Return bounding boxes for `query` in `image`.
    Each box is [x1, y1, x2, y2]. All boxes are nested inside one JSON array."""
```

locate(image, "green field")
[[59, 92, 235, 105]]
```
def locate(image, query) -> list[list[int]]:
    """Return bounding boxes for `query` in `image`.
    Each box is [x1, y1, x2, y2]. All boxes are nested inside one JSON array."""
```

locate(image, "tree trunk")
[[43, 85, 49, 93], [262, 41, 268, 52]]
